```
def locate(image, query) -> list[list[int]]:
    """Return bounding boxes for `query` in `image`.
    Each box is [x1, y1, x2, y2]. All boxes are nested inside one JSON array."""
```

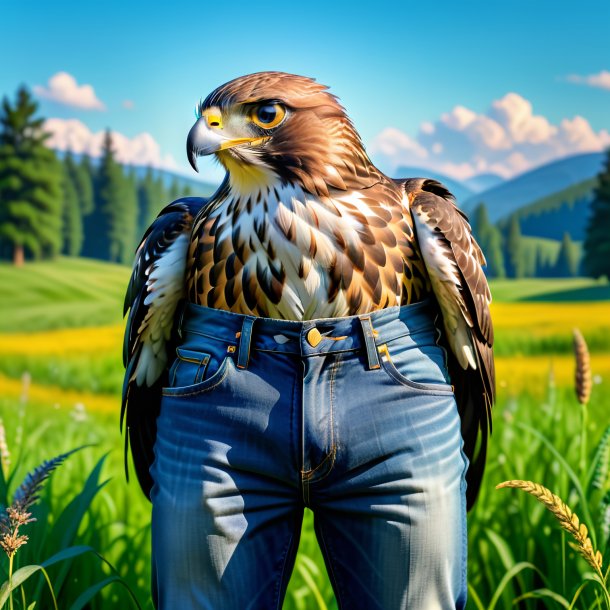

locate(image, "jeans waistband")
[[178, 299, 440, 370]]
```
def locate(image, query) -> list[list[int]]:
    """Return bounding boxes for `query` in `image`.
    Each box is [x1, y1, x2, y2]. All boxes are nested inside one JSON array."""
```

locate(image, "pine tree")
[[0, 86, 63, 264], [471, 203, 506, 278], [122, 166, 138, 263], [486, 226, 506, 279], [60, 154, 83, 256], [154, 171, 168, 217], [137, 167, 169, 235], [505, 214, 525, 278], [534, 246, 550, 278], [583, 149, 610, 278], [137, 166, 160, 234], [65, 151, 95, 217], [169, 176, 181, 201], [93, 129, 136, 262], [552, 232, 579, 277]]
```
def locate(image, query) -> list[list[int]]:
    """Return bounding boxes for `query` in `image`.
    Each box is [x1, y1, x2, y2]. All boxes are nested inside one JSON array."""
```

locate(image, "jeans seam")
[[301, 447, 335, 478], [273, 522, 297, 610], [161, 358, 231, 397], [301, 354, 341, 484]]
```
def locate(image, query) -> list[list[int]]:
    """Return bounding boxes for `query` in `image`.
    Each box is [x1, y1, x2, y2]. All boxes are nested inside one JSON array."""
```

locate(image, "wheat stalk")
[[496, 480, 603, 574], [573, 328, 592, 406]]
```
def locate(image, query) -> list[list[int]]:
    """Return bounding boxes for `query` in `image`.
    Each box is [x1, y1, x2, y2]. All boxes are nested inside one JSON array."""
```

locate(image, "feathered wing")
[[403, 178, 495, 511], [121, 197, 209, 499]]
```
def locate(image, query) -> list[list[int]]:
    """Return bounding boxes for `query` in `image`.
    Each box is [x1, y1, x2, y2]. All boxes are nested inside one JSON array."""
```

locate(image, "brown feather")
[[402, 178, 495, 509]]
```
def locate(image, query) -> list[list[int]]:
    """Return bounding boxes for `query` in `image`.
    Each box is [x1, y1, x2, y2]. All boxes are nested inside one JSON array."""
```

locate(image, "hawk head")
[[186, 71, 380, 196]]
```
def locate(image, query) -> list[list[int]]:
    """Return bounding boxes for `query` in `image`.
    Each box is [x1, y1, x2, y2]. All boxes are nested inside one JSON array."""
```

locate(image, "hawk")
[[122, 72, 494, 511]]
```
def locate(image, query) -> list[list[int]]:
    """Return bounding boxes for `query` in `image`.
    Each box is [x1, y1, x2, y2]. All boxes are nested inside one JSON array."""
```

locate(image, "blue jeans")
[[150, 300, 469, 609]]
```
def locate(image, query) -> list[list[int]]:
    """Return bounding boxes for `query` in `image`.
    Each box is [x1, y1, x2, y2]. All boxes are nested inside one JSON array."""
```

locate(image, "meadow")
[[0, 257, 609, 609]]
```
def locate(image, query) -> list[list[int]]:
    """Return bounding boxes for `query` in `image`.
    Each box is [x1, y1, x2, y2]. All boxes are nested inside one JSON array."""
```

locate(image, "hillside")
[[0, 258, 607, 334], [497, 177, 595, 241], [0, 257, 130, 332], [463, 152, 605, 221]]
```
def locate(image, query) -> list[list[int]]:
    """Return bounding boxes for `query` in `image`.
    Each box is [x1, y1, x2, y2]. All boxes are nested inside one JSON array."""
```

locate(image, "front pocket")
[[168, 347, 211, 388], [377, 338, 453, 394], [163, 355, 234, 397]]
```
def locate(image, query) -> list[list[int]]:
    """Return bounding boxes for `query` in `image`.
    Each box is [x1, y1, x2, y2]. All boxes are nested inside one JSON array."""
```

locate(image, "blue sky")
[[2, 0, 609, 183]]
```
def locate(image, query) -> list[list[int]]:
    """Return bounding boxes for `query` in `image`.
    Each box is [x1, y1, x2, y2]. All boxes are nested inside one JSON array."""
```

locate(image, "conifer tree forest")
[[0, 85, 607, 279], [582, 149, 610, 279], [0, 86, 194, 265]]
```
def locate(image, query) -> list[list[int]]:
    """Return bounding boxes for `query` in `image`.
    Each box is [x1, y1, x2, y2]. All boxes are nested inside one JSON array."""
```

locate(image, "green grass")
[[489, 277, 609, 302], [0, 396, 336, 609], [2, 364, 609, 609], [0, 258, 607, 336], [0, 257, 130, 332], [1, 257, 609, 608]]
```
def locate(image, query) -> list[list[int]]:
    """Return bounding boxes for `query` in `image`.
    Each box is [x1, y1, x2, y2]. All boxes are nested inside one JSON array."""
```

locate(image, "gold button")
[[307, 328, 322, 347]]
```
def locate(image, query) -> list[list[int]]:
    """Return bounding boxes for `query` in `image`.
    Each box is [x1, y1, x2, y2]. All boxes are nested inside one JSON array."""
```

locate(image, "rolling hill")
[[0, 258, 606, 335], [496, 177, 596, 241], [462, 152, 605, 222]]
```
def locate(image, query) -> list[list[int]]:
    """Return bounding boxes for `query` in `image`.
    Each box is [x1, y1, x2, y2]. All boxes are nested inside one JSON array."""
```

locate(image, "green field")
[[489, 277, 610, 302], [0, 258, 609, 609], [0, 257, 130, 332]]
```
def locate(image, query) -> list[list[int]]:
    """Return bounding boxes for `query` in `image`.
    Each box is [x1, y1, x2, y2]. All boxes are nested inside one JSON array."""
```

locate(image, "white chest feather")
[[208, 182, 388, 319]]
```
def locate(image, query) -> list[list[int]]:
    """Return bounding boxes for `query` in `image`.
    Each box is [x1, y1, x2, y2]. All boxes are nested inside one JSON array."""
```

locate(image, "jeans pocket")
[[163, 346, 235, 397], [168, 348, 211, 387], [378, 331, 454, 394]]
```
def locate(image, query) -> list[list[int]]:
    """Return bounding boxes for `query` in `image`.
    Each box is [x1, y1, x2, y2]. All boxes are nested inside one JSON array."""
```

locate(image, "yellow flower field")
[[0, 300, 607, 356], [490, 302, 610, 339], [0, 300, 607, 410], [495, 353, 610, 397], [0, 325, 122, 356], [0, 373, 117, 414]]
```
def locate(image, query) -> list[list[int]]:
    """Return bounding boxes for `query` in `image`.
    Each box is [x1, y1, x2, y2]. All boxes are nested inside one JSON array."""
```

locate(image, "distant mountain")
[[462, 152, 605, 222], [497, 177, 596, 241], [393, 166, 474, 202], [462, 173, 504, 193]]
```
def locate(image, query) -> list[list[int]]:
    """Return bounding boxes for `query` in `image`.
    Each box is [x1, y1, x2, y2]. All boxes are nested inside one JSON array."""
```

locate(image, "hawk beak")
[[186, 117, 271, 173]]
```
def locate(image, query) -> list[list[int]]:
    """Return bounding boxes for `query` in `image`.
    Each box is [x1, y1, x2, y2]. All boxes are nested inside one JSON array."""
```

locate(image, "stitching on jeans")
[[161, 359, 232, 397], [301, 447, 335, 478], [378, 348, 453, 395], [301, 354, 341, 483], [273, 523, 297, 610]]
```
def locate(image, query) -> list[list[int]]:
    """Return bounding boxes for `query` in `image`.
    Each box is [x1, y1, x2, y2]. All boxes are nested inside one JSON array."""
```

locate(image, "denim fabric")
[[150, 299, 469, 610]]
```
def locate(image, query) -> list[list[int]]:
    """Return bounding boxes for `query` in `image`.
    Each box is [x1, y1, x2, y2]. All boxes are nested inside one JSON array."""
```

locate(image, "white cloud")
[[34, 72, 105, 110], [566, 70, 610, 91], [122, 99, 135, 109], [369, 92, 610, 180], [372, 127, 428, 161], [43, 117, 178, 170]]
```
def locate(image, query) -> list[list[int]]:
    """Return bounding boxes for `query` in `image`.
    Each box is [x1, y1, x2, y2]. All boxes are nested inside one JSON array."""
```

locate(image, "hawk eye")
[[250, 103, 286, 129]]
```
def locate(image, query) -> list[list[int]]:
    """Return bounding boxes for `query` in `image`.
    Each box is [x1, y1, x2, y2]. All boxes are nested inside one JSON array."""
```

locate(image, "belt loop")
[[237, 316, 256, 369], [359, 316, 380, 370]]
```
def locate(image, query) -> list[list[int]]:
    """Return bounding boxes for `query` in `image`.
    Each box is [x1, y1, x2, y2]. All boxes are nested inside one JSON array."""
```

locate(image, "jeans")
[[150, 299, 469, 610]]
